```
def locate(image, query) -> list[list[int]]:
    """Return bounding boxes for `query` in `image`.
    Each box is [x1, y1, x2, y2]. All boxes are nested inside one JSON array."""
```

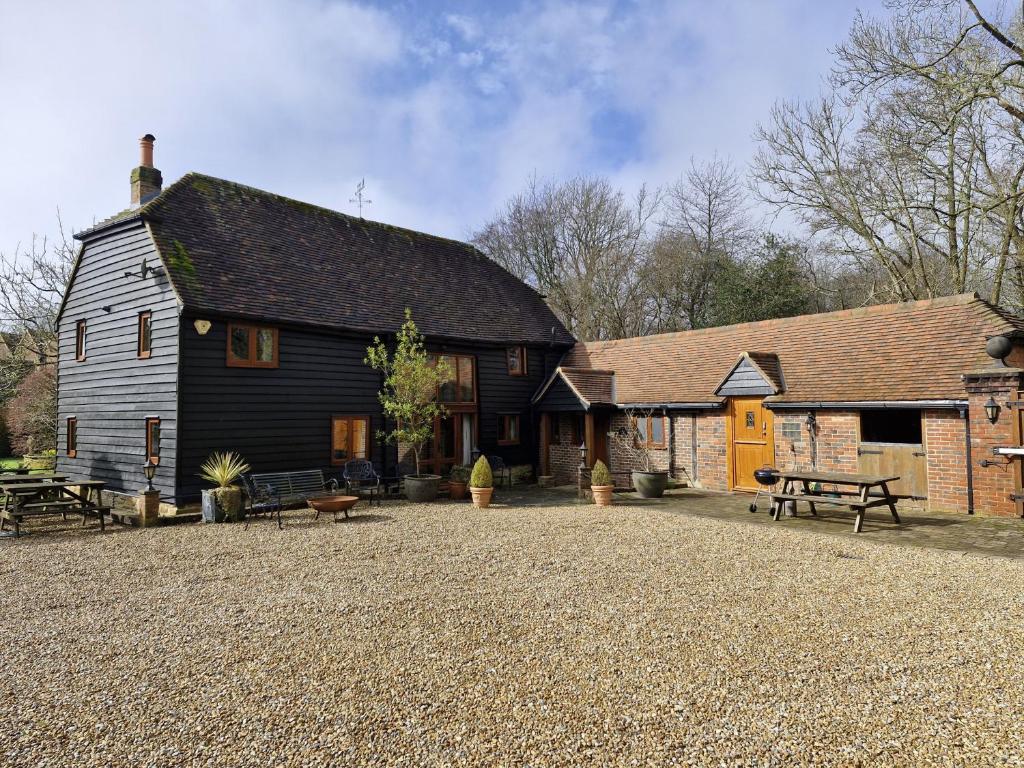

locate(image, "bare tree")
[[649, 157, 752, 330], [473, 176, 661, 341]]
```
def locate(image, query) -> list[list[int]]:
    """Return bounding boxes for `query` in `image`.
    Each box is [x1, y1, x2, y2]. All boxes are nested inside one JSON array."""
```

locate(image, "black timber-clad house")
[[56, 137, 574, 507]]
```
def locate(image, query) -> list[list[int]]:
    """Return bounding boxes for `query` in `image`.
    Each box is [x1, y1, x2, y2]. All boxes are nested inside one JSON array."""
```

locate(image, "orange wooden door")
[[730, 397, 775, 491]]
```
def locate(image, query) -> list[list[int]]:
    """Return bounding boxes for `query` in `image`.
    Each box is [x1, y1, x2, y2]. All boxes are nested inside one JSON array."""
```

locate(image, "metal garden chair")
[[343, 459, 382, 507]]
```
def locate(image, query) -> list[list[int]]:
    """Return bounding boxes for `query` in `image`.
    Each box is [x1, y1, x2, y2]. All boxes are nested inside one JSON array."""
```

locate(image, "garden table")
[[0, 480, 108, 538], [769, 470, 901, 534], [0, 473, 67, 484]]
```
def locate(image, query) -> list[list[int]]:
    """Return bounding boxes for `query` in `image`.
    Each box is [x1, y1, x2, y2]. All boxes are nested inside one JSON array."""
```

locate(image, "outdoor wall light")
[[985, 397, 1001, 424], [805, 411, 817, 431], [578, 441, 588, 468], [143, 460, 157, 492]]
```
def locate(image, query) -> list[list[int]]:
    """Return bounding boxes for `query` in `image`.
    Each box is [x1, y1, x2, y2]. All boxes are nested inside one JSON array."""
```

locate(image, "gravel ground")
[[1, 499, 1023, 767]]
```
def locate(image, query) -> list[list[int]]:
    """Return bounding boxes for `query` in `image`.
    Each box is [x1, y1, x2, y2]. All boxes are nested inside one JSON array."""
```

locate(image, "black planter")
[[404, 474, 441, 503], [632, 471, 669, 499]]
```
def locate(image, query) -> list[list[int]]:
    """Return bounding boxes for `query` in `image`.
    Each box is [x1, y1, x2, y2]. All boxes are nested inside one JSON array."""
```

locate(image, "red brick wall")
[[696, 413, 728, 490], [815, 412, 859, 473], [545, 413, 582, 485], [606, 412, 671, 475], [965, 370, 1023, 517], [923, 409, 969, 513]]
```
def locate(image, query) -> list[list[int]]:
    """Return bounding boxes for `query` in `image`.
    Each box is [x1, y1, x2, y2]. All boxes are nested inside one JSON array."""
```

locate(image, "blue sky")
[[0, 0, 888, 249]]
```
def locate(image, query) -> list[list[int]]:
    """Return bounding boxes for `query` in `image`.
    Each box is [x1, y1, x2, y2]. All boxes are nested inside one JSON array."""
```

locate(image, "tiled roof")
[[78, 174, 575, 346], [532, 367, 616, 408], [745, 352, 784, 392], [563, 294, 1024, 404]]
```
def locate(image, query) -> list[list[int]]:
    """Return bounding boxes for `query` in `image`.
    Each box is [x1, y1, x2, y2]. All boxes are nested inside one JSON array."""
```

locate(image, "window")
[[227, 323, 279, 368], [498, 414, 520, 445], [550, 415, 562, 444], [66, 417, 77, 458], [433, 354, 475, 404], [633, 414, 666, 449], [138, 311, 153, 359], [507, 346, 527, 376], [860, 409, 922, 444], [75, 320, 87, 361], [570, 414, 585, 446], [146, 418, 161, 465], [331, 415, 370, 465]]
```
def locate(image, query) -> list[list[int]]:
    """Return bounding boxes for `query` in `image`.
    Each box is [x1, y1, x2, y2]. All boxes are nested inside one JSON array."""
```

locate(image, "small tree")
[[612, 408, 659, 473], [5, 365, 57, 455], [365, 309, 452, 477]]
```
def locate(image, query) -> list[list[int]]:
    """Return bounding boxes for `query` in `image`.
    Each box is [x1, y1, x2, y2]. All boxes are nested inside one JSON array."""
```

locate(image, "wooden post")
[[539, 413, 551, 477], [585, 412, 596, 469]]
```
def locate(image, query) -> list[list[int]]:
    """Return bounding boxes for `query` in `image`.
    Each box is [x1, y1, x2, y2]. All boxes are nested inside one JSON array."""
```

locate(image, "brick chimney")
[[130, 134, 162, 206]]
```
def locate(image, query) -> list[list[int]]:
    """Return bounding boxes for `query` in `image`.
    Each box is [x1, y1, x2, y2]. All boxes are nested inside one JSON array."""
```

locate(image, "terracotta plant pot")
[[448, 481, 468, 500], [470, 486, 493, 508], [591, 484, 614, 506]]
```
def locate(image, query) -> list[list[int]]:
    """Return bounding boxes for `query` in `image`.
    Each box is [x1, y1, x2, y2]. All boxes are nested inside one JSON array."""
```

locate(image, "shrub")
[[199, 452, 251, 488], [590, 460, 612, 487], [6, 366, 56, 455], [449, 464, 470, 483], [470, 456, 492, 488]]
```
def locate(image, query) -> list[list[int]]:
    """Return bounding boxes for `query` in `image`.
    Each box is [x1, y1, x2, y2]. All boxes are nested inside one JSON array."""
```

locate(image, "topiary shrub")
[[590, 460, 612, 487], [470, 456, 492, 488]]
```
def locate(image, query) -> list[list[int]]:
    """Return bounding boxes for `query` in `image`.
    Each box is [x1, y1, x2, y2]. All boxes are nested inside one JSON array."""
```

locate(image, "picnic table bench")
[[0, 473, 67, 485], [0, 479, 109, 538], [770, 470, 901, 534]]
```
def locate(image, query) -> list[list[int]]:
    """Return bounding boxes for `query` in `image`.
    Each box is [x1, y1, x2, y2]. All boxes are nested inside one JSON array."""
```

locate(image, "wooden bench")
[[1, 503, 110, 536], [770, 492, 898, 534]]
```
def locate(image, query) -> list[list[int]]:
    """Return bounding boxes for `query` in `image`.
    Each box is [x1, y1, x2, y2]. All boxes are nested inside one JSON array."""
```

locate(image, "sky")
[[0, 0, 889, 251]]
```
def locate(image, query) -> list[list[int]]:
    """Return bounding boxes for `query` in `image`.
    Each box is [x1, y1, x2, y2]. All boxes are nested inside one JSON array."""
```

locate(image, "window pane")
[[651, 417, 664, 445], [352, 418, 368, 459], [458, 357, 474, 401], [332, 418, 350, 461], [438, 418, 456, 459], [140, 314, 152, 355], [507, 347, 521, 374], [256, 328, 275, 363], [438, 355, 457, 401], [147, 420, 161, 462], [635, 417, 648, 444], [230, 326, 250, 361], [509, 416, 519, 442]]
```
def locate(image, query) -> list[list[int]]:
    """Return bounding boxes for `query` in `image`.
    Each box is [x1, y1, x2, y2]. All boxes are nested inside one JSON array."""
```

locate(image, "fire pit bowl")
[[308, 495, 360, 522]]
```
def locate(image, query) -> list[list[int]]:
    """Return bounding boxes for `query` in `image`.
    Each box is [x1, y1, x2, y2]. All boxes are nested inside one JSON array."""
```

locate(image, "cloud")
[[0, 0, 887, 252]]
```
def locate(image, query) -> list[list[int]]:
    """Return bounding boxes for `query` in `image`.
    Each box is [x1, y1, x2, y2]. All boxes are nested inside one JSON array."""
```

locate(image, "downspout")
[[691, 413, 698, 484], [960, 405, 975, 515], [666, 408, 674, 479]]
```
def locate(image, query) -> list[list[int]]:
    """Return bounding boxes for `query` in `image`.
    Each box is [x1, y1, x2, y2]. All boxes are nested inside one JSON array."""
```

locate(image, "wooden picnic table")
[[770, 470, 901, 534], [0, 473, 67, 485], [0, 479, 108, 538]]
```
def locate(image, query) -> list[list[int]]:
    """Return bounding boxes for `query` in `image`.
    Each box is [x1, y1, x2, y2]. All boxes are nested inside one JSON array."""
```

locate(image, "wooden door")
[[857, 444, 927, 499], [730, 397, 774, 491]]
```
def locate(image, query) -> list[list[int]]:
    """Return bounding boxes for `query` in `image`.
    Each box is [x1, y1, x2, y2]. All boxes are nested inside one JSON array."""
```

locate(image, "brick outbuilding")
[[534, 294, 1024, 517]]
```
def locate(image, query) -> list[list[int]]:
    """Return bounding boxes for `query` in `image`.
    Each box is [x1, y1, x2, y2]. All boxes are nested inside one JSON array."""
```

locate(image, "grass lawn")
[[0, 456, 20, 470], [1, 495, 1022, 766]]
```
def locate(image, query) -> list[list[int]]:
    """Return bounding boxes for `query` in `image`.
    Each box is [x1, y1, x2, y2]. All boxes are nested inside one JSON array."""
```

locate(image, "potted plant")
[[199, 452, 250, 523], [448, 464, 470, 500], [591, 460, 614, 506], [617, 409, 670, 499], [366, 309, 454, 503], [469, 456, 493, 508]]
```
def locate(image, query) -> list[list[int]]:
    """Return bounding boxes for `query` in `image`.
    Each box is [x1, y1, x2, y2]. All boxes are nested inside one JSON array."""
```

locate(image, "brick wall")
[[814, 412, 859, 473], [606, 412, 671, 475], [773, 411, 813, 472], [921, 409, 968, 513], [965, 369, 1023, 517], [545, 413, 582, 485], [696, 413, 728, 490]]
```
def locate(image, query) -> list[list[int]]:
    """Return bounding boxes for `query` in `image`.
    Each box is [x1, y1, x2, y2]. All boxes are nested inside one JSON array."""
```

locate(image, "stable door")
[[729, 396, 775, 491]]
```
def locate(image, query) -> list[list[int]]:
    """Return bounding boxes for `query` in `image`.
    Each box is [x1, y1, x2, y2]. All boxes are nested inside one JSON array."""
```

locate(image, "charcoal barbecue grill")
[[749, 466, 780, 513]]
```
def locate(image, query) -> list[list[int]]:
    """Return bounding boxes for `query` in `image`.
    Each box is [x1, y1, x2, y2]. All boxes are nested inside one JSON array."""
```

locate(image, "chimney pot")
[[139, 134, 155, 168], [131, 133, 162, 207]]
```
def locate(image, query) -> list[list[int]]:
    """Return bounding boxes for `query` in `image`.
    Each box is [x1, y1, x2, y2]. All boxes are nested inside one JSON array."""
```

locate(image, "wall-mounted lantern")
[[984, 397, 1001, 424], [578, 441, 588, 468], [143, 460, 157, 492]]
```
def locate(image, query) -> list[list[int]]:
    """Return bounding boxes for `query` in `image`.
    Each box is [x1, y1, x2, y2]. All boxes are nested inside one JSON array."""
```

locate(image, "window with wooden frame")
[[570, 414, 585, 446], [75, 320, 87, 361], [433, 354, 475, 404], [550, 415, 562, 444], [227, 323, 279, 368], [331, 415, 370, 465], [498, 414, 521, 446], [138, 311, 153, 359], [633, 414, 666, 449], [66, 417, 77, 458], [506, 346, 527, 376], [146, 417, 161, 465]]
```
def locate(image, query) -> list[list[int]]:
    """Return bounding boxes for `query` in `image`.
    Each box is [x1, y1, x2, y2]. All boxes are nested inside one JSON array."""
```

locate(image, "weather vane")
[[349, 178, 372, 218]]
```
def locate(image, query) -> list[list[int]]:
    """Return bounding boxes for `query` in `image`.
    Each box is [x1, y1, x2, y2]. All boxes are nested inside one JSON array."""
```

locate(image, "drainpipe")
[[666, 408, 674, 479], [960, 405, 975, 515], [691, 413, 698, 483], [806, 411, 818, 468]]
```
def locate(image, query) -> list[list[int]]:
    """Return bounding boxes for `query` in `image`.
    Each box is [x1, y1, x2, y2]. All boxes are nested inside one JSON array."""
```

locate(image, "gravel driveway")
[[1, 499, 1022, 766]]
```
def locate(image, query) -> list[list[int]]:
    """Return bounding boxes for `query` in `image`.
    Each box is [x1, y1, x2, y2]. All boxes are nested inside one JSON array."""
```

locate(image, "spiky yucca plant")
[[199, 452, 250, 489]]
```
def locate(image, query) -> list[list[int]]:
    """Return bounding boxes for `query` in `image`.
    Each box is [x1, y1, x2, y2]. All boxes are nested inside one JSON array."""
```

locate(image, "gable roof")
[[532, 367, 616, 409], [563, 294, 1024, 405], [75, 173, 575, 347], [714, 352, 784, 396]]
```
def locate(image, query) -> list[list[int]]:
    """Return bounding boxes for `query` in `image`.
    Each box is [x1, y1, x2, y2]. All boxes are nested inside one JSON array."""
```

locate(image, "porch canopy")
[[532, 367, 616, 412]]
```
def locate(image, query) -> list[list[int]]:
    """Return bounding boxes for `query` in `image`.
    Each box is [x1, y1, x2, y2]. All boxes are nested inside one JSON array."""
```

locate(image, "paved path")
[[508, 485, 1024, 561]]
